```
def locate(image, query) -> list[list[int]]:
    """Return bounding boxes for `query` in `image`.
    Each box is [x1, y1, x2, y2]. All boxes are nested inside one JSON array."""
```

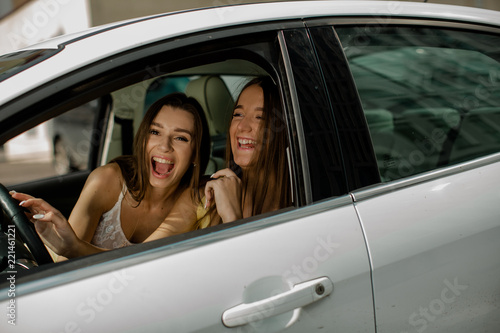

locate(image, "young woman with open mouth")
[[204, 76, 292, 223], [11, 93, 210, 259]]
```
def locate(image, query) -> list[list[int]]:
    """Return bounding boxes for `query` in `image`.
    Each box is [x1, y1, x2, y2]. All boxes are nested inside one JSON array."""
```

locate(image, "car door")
[[310, 17, 500, 332], [0, 18, 374, 332]]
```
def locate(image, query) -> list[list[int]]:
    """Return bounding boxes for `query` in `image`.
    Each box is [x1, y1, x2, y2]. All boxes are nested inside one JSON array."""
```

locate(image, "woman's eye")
[[175, 136, 189, 142], [149, 129, 160, 135], [232, 112, 243, 118]]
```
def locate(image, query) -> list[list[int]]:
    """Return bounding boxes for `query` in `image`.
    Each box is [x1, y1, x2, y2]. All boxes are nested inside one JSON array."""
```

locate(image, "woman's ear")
[[191, 151, 199, 167]]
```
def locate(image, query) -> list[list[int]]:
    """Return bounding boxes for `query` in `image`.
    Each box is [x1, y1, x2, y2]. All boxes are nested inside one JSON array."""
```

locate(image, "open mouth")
[[238, 138, 257, 149], [151, 156, 174, 177]]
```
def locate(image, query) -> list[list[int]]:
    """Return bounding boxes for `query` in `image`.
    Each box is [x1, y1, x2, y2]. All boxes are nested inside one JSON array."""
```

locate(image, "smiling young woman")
[[11, 93, 211, 259], [204, 76, 292, 223]]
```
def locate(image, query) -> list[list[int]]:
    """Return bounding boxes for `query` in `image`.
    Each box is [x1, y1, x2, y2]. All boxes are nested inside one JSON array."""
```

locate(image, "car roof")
[[19, 0, 500, 50], [1, 0, 499, 104]]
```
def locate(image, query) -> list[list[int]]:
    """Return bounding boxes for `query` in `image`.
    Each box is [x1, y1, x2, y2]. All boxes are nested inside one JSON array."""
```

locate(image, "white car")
[[1, 1, 499, 332]]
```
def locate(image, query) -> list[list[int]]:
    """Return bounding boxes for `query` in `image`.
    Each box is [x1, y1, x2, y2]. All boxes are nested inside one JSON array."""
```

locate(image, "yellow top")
[[195, 197, 211, 229]]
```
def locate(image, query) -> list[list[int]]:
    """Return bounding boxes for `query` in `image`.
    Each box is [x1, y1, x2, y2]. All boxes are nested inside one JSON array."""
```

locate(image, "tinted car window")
[[337, 26, 500, 181]]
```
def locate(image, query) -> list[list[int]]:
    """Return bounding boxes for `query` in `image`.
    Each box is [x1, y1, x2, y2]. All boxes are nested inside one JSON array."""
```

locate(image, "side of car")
[[0, 2, 499, 332]]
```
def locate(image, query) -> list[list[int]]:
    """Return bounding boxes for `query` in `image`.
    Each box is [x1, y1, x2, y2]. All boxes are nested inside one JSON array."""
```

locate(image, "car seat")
[[185, 75, 234, 174]]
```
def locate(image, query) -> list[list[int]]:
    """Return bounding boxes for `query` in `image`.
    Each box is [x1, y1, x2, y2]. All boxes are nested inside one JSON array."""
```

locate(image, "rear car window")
[[337, 26, 500, 181]]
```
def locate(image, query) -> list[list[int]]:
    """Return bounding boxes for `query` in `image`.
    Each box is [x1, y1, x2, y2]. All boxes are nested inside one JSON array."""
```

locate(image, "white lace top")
[[91, 185, 133, 249]]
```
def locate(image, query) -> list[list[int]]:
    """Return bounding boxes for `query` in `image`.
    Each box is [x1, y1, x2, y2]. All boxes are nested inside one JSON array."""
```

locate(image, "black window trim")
[[280, 26, 351, 203], [307, 24, 380, 192]]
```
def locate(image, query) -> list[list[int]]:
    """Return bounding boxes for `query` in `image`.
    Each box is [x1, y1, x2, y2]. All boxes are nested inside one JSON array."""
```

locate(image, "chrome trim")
[[351, 152, 500, 202], [278, 31, 313, 204], [306, 17, 500, 33], [16, 259, 38, 270], [351, 193, 378, 328]]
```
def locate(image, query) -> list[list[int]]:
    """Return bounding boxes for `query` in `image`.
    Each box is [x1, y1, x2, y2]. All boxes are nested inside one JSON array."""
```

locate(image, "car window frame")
[[280, 28, 349, 203]]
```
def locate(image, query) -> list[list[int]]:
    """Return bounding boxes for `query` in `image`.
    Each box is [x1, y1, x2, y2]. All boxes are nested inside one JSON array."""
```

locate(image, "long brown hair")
[[226, 76, 291, 215], [112, 93, 210, 205]]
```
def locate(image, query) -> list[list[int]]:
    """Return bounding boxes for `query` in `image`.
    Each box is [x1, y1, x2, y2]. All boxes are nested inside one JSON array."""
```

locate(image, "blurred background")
[[1, 0, 499, 54]]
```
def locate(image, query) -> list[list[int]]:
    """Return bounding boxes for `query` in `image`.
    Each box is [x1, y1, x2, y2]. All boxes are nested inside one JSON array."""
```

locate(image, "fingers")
[[31, 210, 55, 222], [15, 196, 62, 225], [205, 168, 236, 209], [210, 168, 238, 179], [10, 191, 35, 202], [203, 172, 243, 213], [204, 184, 214, 209], [18, 197, 55, 212]]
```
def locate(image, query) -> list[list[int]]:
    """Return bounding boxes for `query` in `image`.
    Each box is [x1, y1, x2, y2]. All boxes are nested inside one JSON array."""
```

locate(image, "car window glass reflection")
[[338, 26, 500, 181]]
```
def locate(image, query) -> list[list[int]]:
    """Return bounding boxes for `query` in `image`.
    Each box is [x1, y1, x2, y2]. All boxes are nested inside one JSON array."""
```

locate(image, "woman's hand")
[[10, 191, 82, 258], [204, 168, 243, 223]]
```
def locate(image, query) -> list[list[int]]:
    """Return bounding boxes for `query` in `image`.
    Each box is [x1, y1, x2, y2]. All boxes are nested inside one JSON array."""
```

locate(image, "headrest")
[[185, 75, 234, 136]]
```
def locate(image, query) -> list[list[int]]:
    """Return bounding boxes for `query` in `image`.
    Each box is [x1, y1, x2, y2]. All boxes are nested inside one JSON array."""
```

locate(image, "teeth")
[[238, 139, 257, 145], [153, 157, 174, 164]]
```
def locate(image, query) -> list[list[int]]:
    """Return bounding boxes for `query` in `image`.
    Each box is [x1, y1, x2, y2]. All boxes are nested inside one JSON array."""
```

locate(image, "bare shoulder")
[[69, 163, 125, 239], [80, 163, 123, 209], [177, 187, 200, 209]]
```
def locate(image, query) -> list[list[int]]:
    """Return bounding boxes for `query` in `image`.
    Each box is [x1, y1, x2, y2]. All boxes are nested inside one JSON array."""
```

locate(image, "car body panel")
[[353, 154, 500, 332]]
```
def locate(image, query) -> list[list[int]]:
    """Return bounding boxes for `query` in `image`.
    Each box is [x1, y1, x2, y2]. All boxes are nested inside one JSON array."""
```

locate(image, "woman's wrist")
[[61, 239, 83, 259], [221, 210, 242, 223]]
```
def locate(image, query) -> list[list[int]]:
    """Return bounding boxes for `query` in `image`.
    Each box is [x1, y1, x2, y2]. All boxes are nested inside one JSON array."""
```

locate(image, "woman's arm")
[[10, 164, 122, 259], [11, 192, 106, 259], [68, 163, 122, 242]]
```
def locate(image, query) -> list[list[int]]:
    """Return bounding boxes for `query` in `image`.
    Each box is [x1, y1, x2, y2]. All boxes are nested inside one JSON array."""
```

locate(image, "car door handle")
[[222, 276, 333, 328]]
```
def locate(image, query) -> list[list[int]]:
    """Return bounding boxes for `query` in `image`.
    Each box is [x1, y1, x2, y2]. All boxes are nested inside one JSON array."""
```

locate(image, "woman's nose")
[[237, 116, 252, 132], [159, 137, 173, 152]]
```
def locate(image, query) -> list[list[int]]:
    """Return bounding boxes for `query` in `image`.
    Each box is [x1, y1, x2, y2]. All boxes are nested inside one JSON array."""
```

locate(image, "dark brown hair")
[[226, 76, 291, 215], [112, 93, 210, 204]]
